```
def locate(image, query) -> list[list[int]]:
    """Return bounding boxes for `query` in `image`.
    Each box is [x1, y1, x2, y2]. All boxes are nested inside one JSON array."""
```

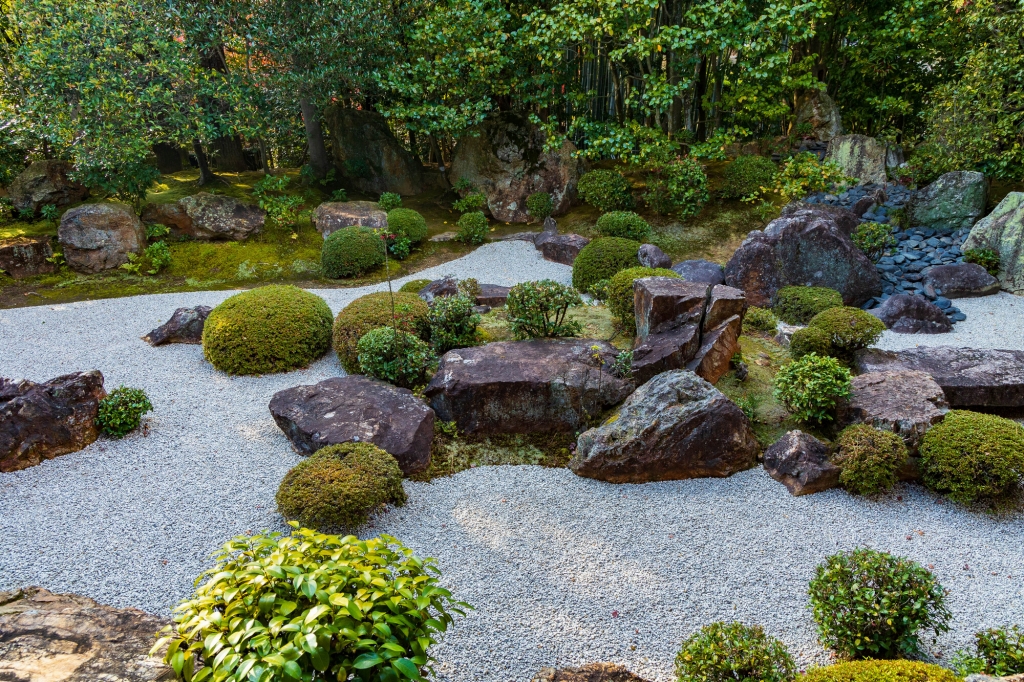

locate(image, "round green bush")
[[773, 353, 851, 423], [428, 293, 480, 353], [457, 211, 488, 244], [357, 326, 437, 388], [744, 306, 779, 333], [723, 155, 777, 199], [675, 621, 796, 682], [377, 191, 402, 212], [203, 285, 333, 375], [572, 236, 642, 292], [387, 207, 428, 244], [789, 326, 832, 359], [321, 226, 385, 279], [643, 157, 709, 219], [596, 211, 652, 241], [399, 278, 432, 293], [332, 292, 430, 372], [919, 410, 1024, 504], [608, 266, 679, 333], [832, 424, 907, 495], [800, 660, 960, 682], [807, 547, 950, 659], [773, 286, 844, 325], [276, 442, 407, 530], [577, 169, 634, 212], [96, 386, 153, 438], [808, 306, 886, 361], [526, 191, 553, 220]]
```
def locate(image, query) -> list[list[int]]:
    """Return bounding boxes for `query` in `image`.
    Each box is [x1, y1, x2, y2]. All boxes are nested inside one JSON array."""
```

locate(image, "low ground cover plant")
[[964, 247, 1000, 276], [773, 353, 851, 423], [675, 621, 796, 682], [333, 292, 430, 372], [607, 266, 679, 333], [773, 286, 843, 325], [506, 280, 583, 339], [832, 424, 907, 495], [357, 326, 437, 388], [954, 625, 1024, 677], [321, 226, 385, 279], [596, 211, 652, 241], [96, 386, 152, 437], [800, 660, 959, 682], [577, 169, 634, 212], [572, 237, 642, 292]]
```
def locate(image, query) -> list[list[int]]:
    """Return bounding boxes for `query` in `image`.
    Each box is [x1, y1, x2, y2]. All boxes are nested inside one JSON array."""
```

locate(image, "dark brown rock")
[[142, 306, 212, 346], [924, 263, 1000, 298], [571, 370, 759, 483], [869, 294, 953, 334], [705, 284, 748, 331], [140, 202, 193, 239], [0, 371, 106, 473], [763, 430, 841, 496], [851, 188, 887, 218], [418, 276, 459, 304], [425, 340, 632, 435], [638, 243, 671, 269], [8, 160, 88, 214], [686, 314, 742, 385], [179, 193, 264, 241], [0, 236, 54, 278], [634, 277, 709, 338], [631, 323, 701, 385], [477, 283, 511, 307], [538, 233, 590, 265], [671, 259, 725, 284], [58, 203, 146, 273], [269, 375, 434, 475], [324, 106, 423, 196], [312, 201, 387, 238], [838, 370, 949, 454], [0, 586, 171, 682], [532, 663, 652, 682], [855, 346, 1024, 408]]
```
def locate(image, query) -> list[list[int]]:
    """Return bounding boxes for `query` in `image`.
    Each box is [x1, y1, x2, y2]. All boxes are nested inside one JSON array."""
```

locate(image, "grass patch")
[[412, 430, 575, 481], [475, 303, 630, 349]]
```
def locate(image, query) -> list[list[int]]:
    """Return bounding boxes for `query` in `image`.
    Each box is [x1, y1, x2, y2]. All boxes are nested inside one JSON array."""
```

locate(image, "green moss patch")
[[412, 430, 575, 481]]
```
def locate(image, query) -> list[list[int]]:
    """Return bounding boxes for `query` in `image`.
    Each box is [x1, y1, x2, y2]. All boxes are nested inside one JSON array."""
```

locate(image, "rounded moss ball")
[[202, 285, 333, 375], [790, 326, 832, 359], [526, 192, 553, 220], [387, 208, 428, 244], [774, 286, 844, 325], [572, 236, 642, 293], [321, 226, 385, 279], [332, 291, 430, 372], [919, 410, 1024, 504], [832, 424, 907, 496], [807, 306, 886, 360], [275, 442, 407, 531], [607, 266, 679, 333], [577, 169, 634, 212], [722, 154, 777, 199], [744, 306, 779, 334], [799, 660, 959, 682], [596, 211, 652, 242], [399, 278, 432, 294], [456, 211, 488, 244]]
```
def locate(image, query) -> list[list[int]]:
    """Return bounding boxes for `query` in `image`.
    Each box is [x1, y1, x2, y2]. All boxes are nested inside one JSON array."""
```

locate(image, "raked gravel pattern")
[[875, 291, 1024, 352], [0, 239, 1023, 681]]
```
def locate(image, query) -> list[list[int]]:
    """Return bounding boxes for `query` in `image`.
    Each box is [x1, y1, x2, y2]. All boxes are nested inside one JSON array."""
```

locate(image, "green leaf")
[[392, 658, 422, 679], [353, 653, 384, 669]]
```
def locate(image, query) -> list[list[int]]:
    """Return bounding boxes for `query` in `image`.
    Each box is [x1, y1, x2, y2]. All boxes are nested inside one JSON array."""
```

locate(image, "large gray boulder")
[[763, 430, 840, 496], [795, 90, 843, 142], [671, 259, 725, 285], [425, 339, 632, 435], [570, 370, 759, 483], [312, 201, 388, 239], [8, 160, 88, 214], [924, 263, 1000, 298], [325, 107, 423, 196], [910, 171, 988, 233], [962, 192, 1024, 295], [269, 375, 434, 475], [58, 203, 146, 273], [838, 370, 949, 453], [0, 236, 55, 278], [178, 192, 265, 241], [142, 306, 212, 346], [449, 111, 581, 223], [869, 294, 953, 334], [825, 134, 902, 184]]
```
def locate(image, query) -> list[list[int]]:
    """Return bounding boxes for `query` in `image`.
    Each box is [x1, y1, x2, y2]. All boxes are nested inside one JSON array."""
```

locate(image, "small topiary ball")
[[399, 278, 432, 293], [332, 292, 430, 372], [321, 226, 385, 279], [577, 169, 634, 212], [387, 208, 428, 244], [357, 326, 437, 388], [744, 306, 779, 333], [832, 424, 907, 495], [456, 211, 488, 244], [275, 442, 407, 531], [919, 410, 1024, 505], [203, 285, 334, 375], [807, 306, 886, 361], [722, 155, 777, 199], [596, 211, 652, 242], [377, 191, 402, 212], [675, 621, 796, 682], [526, 192, 553, 220], [799, 660, 960, 682], [607, 266, 679, 334], [96, 386, 153, 438], [572, 236, 642, 293], [790, 326, 832, 359], [773, 286, 844, 325]]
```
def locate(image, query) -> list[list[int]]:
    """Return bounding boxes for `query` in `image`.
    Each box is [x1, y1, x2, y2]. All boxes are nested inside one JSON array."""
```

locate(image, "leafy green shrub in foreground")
[[321, 226, 385, 279], [773, 286, 844, 325], [377, 191, 402, 212], [96, 386, 152, 437], [722, 155, 777, 199], [428, 293, 480, 353], [964, 247, 1000, 277], [800, 660, 959, 682], [203, 285, 333, 375], [387, 208, 428, 245], [743, 306, 779, 334], [852, 222, 897, 262], [155, 524, 468, 682], [643, 157, 709, 219], [577, 169, 634, 212], [773, 353, 851, 423], [808, 307, 885, 362], [675, 621, 795, 682], [608, 266, 679, 334], [832, 424, 907, 496], [456, 211, 488, 244], [358, 326, 437, 388], [953, 625, 1024, 677], [526, 192, 553, 220], [808, 547, 950, 659], [572, 236, 642, 292], [333, 292, 430, 372], [506, 280, 583, 339], [596, 211, 652, 241]]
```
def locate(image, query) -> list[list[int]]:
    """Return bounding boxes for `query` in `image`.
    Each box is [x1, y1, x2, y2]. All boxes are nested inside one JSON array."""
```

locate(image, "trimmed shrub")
[[808, 547, 950, 659], [526, 192, 553, 220], [643, 157, 709, 218], [800, 660, 959, 682], [452, 191, 486, 213], [506, 280, 583, 339], [572, 236, 642, 292], [832, 424, 907, 495], [596, 211, 652, 241], [333, 292, 430, 372], [577, 169, 634, 212], [357, 326, 436, 389], [723, 155, 777, 199], [457, 211, 488, 244], [675, 621, 796, 682], [96, 386, 152, 438], [808, 307, 886, 361], [919, 410, 1024, 504], [399, 278, 432, 293], [789, 326, 832, 359], [203, 285, 333, 375], [773, 286, 844, 325], [744, 307, 779, 333], [852, 222, 897, 261], [954, 625, 1024, 677], [387, 207, 428, 244], [377, 191, 402, 212], [276, 442, 406, 530], [773, 353, 851, 423], [321, 226, 385, 279], [428, 293, 480, 353], [608, 266, 679, 333]]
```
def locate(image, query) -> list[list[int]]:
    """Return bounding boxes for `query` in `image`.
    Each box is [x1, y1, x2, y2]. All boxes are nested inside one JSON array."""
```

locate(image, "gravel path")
[[1, 240, 1023, 681], [876, 292, 1024, 352]]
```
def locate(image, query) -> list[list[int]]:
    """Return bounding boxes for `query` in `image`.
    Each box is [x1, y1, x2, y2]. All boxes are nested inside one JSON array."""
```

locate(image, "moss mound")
[[808, 306, 886, 361], [202, 285, 333, 375], [832, 424, 907, 495], [607, 266, 679, 333], [723, 155, 777, 199], [744, 306, 779, 333], [321, 226, 385, 279], [399, 278, 432, 293], [387, 208, 428, 244], [332, 291, 430, 372], [572, 236, 642, 293], [800, 661, 958, 682], [596, 211, 652, 241], [774, 286, 844, 325], [275, 442, 407, 531], [790, 326, 832, 359]]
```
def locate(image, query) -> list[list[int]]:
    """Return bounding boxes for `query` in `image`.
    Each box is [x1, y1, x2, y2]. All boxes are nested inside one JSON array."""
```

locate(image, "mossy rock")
[[799, 660, 959, 682], [387, 208, 428, 244], [572, 236, 642, 292], [607, 266, 679, 333], [332, 291, 429, 372], [202, 285, 333, 375], [773, 286, 843, 325], [321, 226, 385, 279], [275, 442, 407, 531]]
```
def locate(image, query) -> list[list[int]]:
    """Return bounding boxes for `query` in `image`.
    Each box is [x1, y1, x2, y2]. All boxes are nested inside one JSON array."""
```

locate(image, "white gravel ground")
[[1, 242, 1023, 681], [876, 291, 1024, 352]]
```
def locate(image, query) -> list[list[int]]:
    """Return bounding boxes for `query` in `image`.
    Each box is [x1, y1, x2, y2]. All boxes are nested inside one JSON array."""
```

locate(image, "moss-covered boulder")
[[962, 191, 1024, 294], [909, 171, 987, 233]]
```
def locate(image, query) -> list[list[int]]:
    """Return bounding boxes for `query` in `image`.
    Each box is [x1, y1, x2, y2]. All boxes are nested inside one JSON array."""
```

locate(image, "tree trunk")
[[192, 139, 217, 186], [210, 135, 249, 172], [299, 98, 330, 180], [152, 143, 184, 174], [258, 137, 271, 174], [408, 129, 422, 165]]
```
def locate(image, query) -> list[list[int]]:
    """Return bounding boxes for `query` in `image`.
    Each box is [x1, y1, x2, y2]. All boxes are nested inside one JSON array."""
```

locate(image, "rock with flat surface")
[[324, 106, 423, 196], [838, 370, 948, 453], [8, 160, 88, 214], [311, 201, 387, 238], [418, 276, 459, 304], [571, 370, 759, 483], [686, 314, 742, 385], [705, 284, 747, 331], [0, 586, 171, 682], [825, 134, 900, 185], [671, 258, 725, 284], [58, 203, 146, 273], [910, 171, 988, 233], [142, 306, 212, 346], [537, 233, 589, 265], [962, 192, 1024, 295], [425, 340, 632, 435], [0, 371, 106, 473], [631, 323, 701, 385], [869, 294, 953, 334], [637, 243, 671, 269], [179, 192, 264, 241], [924, 263, 999, 298], [855, 346, 1024, 408], [0, 236, 54, 278], [477, 283, 511, 306], [532, 663, 652, 682], [634, 277, 709, 338], [763, 430, 841, 496], [269, 375, 434, 475]]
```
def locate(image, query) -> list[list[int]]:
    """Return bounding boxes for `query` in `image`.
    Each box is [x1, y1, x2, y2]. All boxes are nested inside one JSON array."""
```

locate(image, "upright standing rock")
[[825, 134, 901, 184], [795, 90, 843, 142], [671, 259, 725, 285], [324, 107, 423, 196], [962, 192, 1024, 295], [58, 203, 146, 273], [910, 171, 988, 233], [8, 160, 88, 214]]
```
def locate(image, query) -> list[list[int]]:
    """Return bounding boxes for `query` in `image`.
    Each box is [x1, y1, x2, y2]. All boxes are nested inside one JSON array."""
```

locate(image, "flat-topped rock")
[[537, 233, 589, 265], [763, 430, 840, 496], [0, 235, 54, 278], [838, 370, 949, 453], [477, 283, 511, 306], [671, 259, 725, 284], [631, 323, 700, 385], [924, 263, 1000, 298], [634, 277, 709, 338], [869, 294, 953, 334], [312, 200, 387, 238]]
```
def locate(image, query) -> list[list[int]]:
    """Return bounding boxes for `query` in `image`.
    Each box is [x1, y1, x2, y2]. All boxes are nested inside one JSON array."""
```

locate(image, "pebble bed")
[[1, 240, 1024, 681]]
